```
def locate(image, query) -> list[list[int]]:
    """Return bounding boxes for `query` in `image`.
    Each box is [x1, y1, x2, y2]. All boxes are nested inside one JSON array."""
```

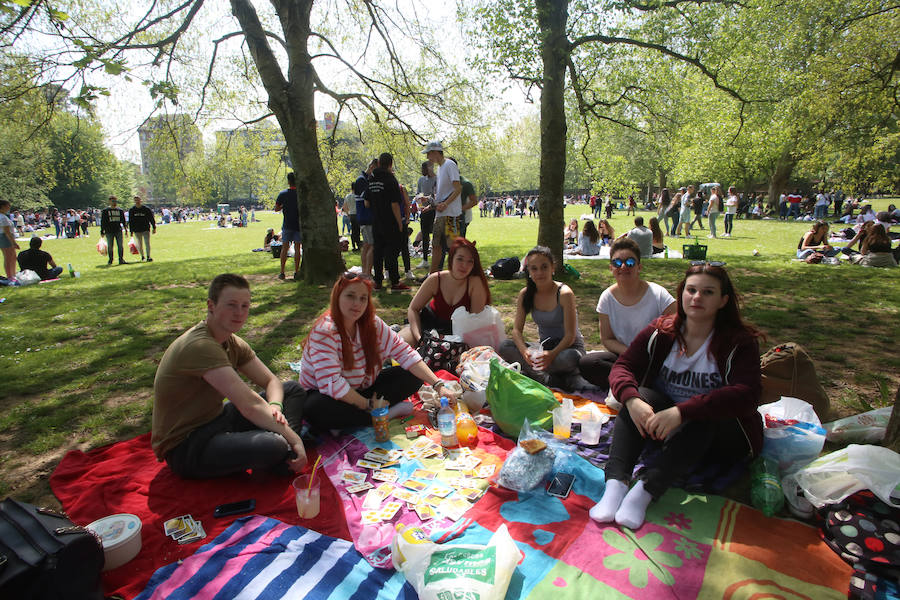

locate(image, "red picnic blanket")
[[49, 433, 349, 600]]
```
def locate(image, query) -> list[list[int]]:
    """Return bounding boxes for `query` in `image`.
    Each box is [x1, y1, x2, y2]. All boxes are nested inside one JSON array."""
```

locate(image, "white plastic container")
[[86, 513, 142, 571]]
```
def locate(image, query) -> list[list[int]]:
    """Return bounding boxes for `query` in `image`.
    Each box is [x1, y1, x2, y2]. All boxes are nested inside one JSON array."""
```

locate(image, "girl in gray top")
[[498, 246, 587, 390]]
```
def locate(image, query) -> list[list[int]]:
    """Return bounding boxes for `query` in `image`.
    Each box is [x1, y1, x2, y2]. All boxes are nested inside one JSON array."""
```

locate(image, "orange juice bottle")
[[454, 402, 479, 447]]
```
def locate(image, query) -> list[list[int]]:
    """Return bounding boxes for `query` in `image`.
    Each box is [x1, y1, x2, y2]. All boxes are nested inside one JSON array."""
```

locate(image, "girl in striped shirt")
[[300, 272, 456, 431]]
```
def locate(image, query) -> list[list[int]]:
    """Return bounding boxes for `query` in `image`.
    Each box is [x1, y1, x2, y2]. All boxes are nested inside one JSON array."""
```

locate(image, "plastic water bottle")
[[750, 456, 784, 517], [664, 246, 669, 259], [454, 402, 478, 447], [437, 397, 458, 449]]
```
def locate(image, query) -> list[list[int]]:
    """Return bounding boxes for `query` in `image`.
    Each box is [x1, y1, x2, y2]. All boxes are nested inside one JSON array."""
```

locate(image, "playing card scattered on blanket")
[[163, 515, 206, 544]]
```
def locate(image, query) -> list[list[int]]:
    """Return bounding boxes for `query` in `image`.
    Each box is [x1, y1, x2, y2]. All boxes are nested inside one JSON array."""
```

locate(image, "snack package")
[[391, 523, 521, 600], [497, 419, 556, 492]]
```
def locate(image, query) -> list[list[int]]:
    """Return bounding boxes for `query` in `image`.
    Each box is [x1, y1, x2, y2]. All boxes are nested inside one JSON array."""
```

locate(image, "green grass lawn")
[[1, 199, 898, 504]]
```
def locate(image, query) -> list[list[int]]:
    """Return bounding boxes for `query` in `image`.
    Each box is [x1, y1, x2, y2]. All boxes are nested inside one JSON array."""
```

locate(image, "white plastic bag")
[[782, 444, 900, 510], [758, 396, 826, 473], [452, 305, 506, 349], [14, 270, 40, 286], [392, 523, 521, 600], [823, 407, 892, 444]]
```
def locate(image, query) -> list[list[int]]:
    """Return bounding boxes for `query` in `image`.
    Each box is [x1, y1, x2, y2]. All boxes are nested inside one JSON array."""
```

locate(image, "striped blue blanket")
[[135, 516, 415, 599]]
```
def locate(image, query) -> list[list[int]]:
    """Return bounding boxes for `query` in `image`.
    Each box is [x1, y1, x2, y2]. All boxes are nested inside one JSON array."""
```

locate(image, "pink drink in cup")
[[293, 474, 320, 519]]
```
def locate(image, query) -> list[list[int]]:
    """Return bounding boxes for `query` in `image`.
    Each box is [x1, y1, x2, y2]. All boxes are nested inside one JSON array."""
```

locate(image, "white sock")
[[388, 401, 414, 419], [589, 479, 629, 523], [615, 479, 653, 529]]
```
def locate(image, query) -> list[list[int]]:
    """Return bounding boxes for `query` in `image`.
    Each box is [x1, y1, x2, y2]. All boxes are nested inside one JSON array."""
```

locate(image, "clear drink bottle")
[[437, 397, 458, 449], [750, 456, 784, 517], [454, 402, 478, 447]]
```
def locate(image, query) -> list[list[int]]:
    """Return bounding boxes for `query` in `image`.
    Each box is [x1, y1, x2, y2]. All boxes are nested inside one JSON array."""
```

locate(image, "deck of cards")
[[163, 515, 206, 544]]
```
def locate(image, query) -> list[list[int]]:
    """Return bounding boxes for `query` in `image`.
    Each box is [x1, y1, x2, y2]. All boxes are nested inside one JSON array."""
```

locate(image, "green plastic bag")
[[486, 358, 558, 437]]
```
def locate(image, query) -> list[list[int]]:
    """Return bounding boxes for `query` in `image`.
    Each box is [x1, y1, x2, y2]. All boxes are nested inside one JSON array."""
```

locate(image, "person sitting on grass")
[[399, 237, 491, 346], [17, 237, 63, 280], [797, 220, 839, 259], [498, 246, 590, 390], [579, 238, 675, 389], [648, 217, 666, 255], [567, 220, 601, 256], [844, 224, 897, 268], [152, 273, 308, 479], [590, 263, 763, 529], [564, 218, 579, 247], [599, 219, 615, 245], [300, 272, 457, 432]]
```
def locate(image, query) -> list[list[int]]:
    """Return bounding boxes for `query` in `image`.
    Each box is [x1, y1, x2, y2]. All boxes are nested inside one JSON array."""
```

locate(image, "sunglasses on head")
[[689, 260, 726, 267], [341, 271, 372, 282], [610, 257, 637, 268]]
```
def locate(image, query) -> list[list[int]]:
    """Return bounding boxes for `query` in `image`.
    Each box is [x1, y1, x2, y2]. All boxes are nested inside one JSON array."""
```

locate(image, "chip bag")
[[391, 523, 521, 600]]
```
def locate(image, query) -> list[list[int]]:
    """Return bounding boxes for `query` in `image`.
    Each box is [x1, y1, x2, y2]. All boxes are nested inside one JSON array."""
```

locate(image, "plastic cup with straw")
[[293, 455, 322, 519]]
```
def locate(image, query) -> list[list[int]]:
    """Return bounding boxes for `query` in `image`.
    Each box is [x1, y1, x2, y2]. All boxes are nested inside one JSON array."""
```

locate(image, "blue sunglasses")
[[610, 257, 637, 268]]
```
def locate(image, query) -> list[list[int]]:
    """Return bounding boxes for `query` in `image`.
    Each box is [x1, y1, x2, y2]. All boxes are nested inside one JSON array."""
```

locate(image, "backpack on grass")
[[490, 257, 520, 279], [759, 342, 830, 421]]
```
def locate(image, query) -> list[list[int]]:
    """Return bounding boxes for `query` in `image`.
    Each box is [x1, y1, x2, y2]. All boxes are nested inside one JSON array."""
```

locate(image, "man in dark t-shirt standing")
[[274, 172, 301, 280], [17, 237, 63, 279], [100, 196, 128, 265], [367, 152, 408, 291], [128, 196, 157, 262]]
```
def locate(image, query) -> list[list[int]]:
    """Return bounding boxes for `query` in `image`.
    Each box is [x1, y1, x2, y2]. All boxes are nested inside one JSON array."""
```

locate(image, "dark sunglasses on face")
[[610, 257, 637, 268], [689, 260, 726, 267]]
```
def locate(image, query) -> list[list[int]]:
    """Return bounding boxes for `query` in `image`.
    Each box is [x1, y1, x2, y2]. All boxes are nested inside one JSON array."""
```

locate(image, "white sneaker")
[[416, 260, 429, 269], [405, 271, 415, 280]]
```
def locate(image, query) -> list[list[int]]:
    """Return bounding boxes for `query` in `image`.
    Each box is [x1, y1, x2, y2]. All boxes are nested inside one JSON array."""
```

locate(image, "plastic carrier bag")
[[758, 396, 826, 474], [95, 238, 107, 255], [782, 445, 900, 510], [14, 270, 40, 286], [823, 407, 893, 444], [485, 358, 558, 437], [391, 523, 521, 600], [452, 305, 506, 349]]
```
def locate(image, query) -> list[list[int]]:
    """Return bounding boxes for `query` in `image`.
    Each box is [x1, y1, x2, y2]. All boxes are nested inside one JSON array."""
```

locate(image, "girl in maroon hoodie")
[[590, 263, 764, 529]]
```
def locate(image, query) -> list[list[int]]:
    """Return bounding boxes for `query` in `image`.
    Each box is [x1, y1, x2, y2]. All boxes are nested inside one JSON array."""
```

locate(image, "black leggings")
[[165, 381, 306, 479], [605, 389, 752, 498], [303, 366, 423, 431]]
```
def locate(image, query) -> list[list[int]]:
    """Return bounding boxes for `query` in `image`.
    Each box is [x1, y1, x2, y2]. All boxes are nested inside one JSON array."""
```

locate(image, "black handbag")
[[0, 498, 105, 600]]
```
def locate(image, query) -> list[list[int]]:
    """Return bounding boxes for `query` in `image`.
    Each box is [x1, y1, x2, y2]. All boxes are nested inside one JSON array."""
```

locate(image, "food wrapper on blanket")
[[391, 523, 521, 600], [497, 419, 556, 492]]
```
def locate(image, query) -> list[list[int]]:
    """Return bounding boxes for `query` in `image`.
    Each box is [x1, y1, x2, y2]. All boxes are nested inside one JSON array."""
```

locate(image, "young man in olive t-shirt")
[[152, 273, 307, 478]]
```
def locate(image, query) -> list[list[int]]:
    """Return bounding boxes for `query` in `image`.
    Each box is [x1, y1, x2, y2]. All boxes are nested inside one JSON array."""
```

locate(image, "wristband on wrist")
[[269, 402, 283, 409], [432, 380, 445, 392]]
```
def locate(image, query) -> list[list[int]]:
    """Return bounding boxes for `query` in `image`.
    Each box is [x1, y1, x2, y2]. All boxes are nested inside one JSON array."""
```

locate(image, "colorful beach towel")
[[456, 452, 853, 598], [50, 433, 349, 599], [135, 516, 414, 599]]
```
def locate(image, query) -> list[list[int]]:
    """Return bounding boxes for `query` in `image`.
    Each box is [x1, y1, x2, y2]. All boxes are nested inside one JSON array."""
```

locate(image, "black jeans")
[[578, 350, 619, 387], [165, 381, 306, 479], [605, 389, 751, 498], [350, 214, 360, 250], [373, 230, 401, 286], [303, 366, 423, 431], [419, 210, 435, 262]]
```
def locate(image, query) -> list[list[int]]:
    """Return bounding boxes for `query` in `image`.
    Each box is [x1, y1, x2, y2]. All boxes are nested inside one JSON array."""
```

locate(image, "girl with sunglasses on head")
[[579, 238, 675, 388], [590, 264, 763, 529], [400, 237, 491, 347], [498, 246, 590, 390], [300, 272, 457, 431], [567, 220, 601, 256]]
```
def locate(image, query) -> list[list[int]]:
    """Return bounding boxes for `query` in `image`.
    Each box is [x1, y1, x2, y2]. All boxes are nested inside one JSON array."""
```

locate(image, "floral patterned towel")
[[459, 452, 853, 599]]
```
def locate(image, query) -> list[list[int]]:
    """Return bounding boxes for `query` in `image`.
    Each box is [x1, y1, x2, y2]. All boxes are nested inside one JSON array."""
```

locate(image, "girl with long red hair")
[[590, 264, 763, 529], [300, 272, 456, 431]]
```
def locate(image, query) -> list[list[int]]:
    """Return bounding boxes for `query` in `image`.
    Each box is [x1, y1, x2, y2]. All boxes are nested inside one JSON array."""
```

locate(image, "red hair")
[[307, 273, 381, 379], [448, 238, 491, 305]]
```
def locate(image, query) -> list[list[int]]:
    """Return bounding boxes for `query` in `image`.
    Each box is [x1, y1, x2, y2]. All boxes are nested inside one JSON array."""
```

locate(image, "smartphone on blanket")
[[547, 473, 575, 499], [214, 499, 256, 518]]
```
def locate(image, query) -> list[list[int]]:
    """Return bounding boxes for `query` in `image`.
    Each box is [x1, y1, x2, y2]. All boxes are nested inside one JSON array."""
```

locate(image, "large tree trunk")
[[884, 384, 900, 453], [535, 0, 568, 269], [232, 0, 344, 284], [767, 151, 796, 210]]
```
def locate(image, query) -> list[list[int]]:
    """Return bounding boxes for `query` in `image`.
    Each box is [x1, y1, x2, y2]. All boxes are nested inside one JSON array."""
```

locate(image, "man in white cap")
[[423, 141, 462, 273]]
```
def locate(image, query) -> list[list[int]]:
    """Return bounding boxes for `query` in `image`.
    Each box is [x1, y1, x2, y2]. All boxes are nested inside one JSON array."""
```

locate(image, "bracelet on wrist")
[[269, 402, 283, 409]]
